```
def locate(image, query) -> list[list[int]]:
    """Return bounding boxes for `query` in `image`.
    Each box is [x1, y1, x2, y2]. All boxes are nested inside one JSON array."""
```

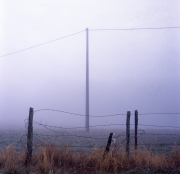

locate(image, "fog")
[[0, 1, 180, 129]]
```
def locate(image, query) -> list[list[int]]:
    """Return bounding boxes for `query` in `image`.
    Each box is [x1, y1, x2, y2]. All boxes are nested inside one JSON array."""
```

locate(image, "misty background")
[[0, 1, 180, 129]]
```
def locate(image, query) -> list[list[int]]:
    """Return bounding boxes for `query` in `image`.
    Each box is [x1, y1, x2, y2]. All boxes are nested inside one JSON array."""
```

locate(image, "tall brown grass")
[[0, 145, 180, 173]]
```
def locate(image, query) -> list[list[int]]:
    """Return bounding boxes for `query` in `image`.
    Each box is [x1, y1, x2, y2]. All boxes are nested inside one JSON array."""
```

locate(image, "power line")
[[0, 30, 85, 58], [89, 27, 180, 31], [1, 27, 180, 58]]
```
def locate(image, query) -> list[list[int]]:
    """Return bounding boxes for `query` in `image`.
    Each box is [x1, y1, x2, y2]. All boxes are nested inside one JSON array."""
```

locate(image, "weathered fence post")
[[103, 132, 113, 158], [25, 107, 34, 166], [126, 111, 131, 158], [135, 110, 138, 152]]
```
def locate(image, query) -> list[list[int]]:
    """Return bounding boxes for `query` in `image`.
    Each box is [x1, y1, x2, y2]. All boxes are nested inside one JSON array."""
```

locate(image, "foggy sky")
[[0, 1, 180, 128]]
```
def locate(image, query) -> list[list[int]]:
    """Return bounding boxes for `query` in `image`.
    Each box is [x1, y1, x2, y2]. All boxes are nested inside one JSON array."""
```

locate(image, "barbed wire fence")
[[0, 107, 180, 164]]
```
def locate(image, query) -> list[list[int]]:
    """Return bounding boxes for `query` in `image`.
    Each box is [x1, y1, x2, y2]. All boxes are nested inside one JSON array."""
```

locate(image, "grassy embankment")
[[0, 145, 180, 174]]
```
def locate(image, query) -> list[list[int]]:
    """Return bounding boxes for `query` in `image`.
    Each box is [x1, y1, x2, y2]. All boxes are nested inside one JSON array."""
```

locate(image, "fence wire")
[[1, 110, 180, 154]]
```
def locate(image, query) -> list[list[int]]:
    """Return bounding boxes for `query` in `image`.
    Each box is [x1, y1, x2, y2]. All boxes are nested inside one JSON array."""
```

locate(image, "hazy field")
[[0, 127, 180, 173], [0, 127, 180, 154]]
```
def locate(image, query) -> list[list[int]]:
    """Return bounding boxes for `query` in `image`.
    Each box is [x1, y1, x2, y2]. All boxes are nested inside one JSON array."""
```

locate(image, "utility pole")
[[86, 28, 89, 132]]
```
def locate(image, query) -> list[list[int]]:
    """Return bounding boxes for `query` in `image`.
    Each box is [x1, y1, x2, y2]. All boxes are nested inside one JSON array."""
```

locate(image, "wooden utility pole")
[[135, 110, 138, 151], [86, 28, 89, 132], [25, 107, 34, 166], [126, 111, 131, 158]]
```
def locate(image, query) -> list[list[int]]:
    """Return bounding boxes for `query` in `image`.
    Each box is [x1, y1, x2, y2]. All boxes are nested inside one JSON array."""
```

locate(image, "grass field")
[[0, 128, 180, 173]]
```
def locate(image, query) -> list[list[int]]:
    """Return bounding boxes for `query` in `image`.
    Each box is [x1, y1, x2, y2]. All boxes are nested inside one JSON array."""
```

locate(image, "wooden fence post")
[[135, 110, 138, 152], [25, 107, 34, 166], [103, 132, 113, 158], [126, 111, 131, 158]]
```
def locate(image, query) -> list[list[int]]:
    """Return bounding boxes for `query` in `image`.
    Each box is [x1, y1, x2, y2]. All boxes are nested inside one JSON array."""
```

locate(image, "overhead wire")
[[89, 27, 180, 31], [0, 30, 85, 58], [1, 27, 180, 58]]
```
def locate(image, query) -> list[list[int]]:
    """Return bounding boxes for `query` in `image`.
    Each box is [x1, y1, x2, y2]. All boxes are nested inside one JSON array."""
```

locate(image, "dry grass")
[[0, 145, 180, 174]]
